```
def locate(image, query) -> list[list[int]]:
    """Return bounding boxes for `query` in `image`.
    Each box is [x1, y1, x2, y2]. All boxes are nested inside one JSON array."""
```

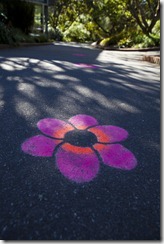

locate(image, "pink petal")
[[69, 114, 98, 130], [94, 143, 137, 170], [21, 135, 62, 157], [75, 63, 98, 69], [88, 125, 128, 143], [55, 143, 100, 183], [37, 118, 74, 138]]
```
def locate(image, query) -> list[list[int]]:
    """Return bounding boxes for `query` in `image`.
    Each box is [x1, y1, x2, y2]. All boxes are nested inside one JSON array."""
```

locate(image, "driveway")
[[0, 43, 160, 240]]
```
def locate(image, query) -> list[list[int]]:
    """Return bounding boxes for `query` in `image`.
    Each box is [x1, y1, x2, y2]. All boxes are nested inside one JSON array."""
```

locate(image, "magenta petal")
[[75, 63, 98, 69], [73, 53, 86, 56], [37, 118, 74, 138], [55, 143, 100, 183], [88, 125, 128, 143], [94, 144, 137, 170], [68, 114, 98, 130], [21, 135, 62, 157]]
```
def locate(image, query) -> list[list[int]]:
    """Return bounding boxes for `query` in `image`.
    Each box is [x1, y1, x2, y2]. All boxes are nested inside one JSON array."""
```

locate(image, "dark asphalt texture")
[[0, 43, 160, 240]]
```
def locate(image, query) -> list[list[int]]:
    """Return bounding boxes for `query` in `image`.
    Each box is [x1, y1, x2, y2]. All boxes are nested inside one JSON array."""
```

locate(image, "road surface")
[[0, 43, 160, 240]]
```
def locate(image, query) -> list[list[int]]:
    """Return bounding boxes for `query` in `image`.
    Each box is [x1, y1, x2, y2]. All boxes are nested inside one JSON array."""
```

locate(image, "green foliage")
[[127, 0, 160, 38], [100, 31, 125, 47], [0, 22, 13, 44], [152, 20, 160, 35], [133, 35, 158, 48], [118, 37, 133, 48], [0, 23, 33, 44], [85, 21, 103, 41], [63, 22, 90, 42], [48, 28, 63, 41], [150, 20, 160, 44], [99, 29, 134, 47], [84, 0, 134, 36], [99, 20, 160, 48], [0, 0, 160, 47], [33, 34, 48, 43], [0, 22, 45, 45], [48, 0, 160, 48]]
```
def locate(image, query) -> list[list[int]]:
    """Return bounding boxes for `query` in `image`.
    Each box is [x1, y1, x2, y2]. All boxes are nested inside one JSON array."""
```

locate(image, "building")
[[25, 0, 57, 34]]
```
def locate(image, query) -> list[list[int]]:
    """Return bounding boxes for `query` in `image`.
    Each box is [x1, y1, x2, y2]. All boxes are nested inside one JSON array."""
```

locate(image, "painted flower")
[[75, 63, 98, 69], [21, 114, 137, 183]]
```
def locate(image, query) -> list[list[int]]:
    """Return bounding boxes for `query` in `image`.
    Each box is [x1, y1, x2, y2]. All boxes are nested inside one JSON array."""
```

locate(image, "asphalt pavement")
[[0, 42, 160, 240]]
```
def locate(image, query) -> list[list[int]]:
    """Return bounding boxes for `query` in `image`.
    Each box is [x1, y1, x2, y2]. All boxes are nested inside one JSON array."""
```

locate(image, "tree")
[[127, 0, 160, 39], [84, 0, 134, 36], [49, 0, 98, 41], [48, 0, 160, 46], [49, 0, 71, 30]]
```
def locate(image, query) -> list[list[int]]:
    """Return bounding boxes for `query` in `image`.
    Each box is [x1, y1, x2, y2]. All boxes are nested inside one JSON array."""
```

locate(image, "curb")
[[91, 44, 160, 65], [91, 43, 160, 51], [142, 55, 160, 65], [0, 42, 53, 49], [103, 47, 160, 52]]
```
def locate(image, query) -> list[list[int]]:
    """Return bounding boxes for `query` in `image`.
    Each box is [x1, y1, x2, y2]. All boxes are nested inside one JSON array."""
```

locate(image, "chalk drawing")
[[72, 53, 86, 57], [21, 114, 137, 183], [75, 63, 98, 69]]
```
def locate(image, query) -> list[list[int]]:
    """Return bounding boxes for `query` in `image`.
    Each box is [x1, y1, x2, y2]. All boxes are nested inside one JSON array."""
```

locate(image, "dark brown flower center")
[[64, 130, 97, 147]]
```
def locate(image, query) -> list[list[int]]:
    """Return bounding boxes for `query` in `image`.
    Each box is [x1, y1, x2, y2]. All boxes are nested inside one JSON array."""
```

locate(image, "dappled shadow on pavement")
[[0, 43, 160, 240]]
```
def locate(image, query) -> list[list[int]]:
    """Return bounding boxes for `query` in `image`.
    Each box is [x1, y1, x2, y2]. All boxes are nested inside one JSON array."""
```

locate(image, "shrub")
[[0, 22, 14, 44], [0, 22, 35, 44], [99, 32, 124, 47], [63, 22, 90, 42], [118, 37, 133, 48], [34, 34, 48, 43], [48, 28, 63, 41]]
